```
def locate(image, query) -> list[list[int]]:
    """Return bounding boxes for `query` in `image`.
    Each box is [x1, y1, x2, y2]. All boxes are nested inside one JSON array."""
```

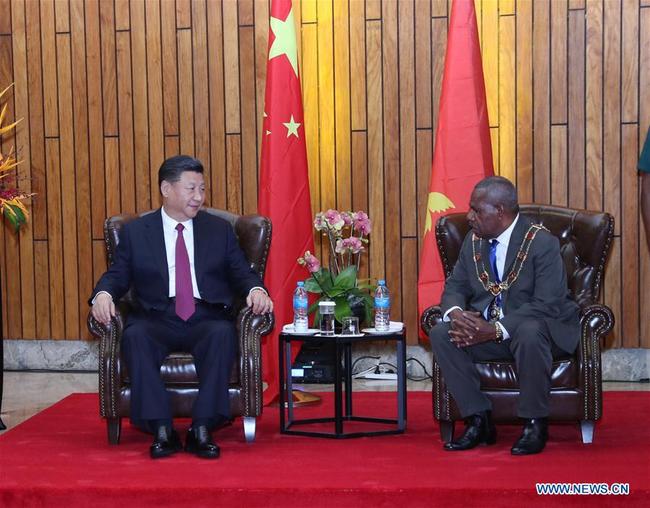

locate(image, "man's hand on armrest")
[[246, 288, 274, 315], [91, 292, 116, 325]]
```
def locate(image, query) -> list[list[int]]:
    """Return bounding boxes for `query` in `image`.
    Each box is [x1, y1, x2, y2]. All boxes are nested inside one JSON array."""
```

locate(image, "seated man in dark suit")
[[90, 155, 273, 459], [429, 176, 579, 455]]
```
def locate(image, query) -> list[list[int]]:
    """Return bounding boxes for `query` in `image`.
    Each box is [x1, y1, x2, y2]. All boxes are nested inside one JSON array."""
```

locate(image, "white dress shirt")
[[161, 206, 201, 298]]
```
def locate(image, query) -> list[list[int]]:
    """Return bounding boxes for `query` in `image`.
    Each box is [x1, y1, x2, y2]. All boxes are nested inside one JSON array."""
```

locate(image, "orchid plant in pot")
[[298, 209, 375, 326]]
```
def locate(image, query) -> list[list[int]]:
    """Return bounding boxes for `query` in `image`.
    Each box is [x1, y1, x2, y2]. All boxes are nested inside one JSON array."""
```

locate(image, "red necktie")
[[175, 223, 195, 320]]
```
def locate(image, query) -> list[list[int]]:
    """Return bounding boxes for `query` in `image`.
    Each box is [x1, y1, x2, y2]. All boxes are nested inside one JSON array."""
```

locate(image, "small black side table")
[[279, 328, 407, 438]]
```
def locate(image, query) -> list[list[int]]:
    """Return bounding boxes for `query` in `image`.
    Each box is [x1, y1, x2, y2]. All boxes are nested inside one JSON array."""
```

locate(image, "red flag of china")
[[417, 0, 494, 340], [258, 0, 315, 405]]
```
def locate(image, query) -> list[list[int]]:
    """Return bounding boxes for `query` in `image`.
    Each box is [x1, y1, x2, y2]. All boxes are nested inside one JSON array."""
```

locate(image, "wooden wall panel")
[[0, 0, 647, 350], [515, 0, 533, 202], [317, 0, 335, 213], [145, 0, 164, 208], [366, 21, 385, 286], [568, 8, 585, 210], [70, 0, 92, 339], [382, 0, 401, 317], [131, 0, 150, 212], [333, 0, 351, 212], [11, 0, 35, 339]]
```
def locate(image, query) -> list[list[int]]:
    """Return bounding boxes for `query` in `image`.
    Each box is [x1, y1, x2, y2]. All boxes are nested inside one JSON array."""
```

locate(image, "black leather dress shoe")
[[511, 418, 548, 455], [150, 426, 182, 459], [185, 425, 220, 459], [444, 411, 497, 451]]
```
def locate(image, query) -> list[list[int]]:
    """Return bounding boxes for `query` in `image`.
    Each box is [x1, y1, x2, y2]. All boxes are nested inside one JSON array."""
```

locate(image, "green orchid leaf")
[[333, 297, 352, 324], [347, 287, 369, 298], [333, 265, 357, 290], [303, 277, 323, 293], [361, 294, 374, 323], [308, 300, 320, 314], [304, 269, 336, 295], [327, 287, 349, 299]]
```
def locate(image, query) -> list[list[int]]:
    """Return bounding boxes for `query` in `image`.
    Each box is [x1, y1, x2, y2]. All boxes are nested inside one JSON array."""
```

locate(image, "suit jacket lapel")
[[503, 216, 531, 277], [143, 209, 169, 288], [192, 211, 208, 290], [479, 238, 496, 281]]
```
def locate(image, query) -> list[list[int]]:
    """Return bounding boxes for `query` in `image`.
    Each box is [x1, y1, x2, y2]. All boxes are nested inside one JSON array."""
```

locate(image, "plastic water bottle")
[[374, 279, 390, 332], [293, 281, 309, 332]]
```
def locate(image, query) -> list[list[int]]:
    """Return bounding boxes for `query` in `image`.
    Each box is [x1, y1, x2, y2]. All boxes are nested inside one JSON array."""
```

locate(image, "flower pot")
[[346, 293, 368, 327]]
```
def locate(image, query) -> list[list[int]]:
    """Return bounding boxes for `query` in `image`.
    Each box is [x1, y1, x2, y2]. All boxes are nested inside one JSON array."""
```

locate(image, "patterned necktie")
[[488, 239, 502, 321], [175, 223, 195, 321]]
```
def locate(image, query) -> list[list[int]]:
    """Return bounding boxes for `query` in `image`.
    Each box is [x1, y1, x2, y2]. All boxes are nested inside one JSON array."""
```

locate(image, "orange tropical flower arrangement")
[[0, 84, 32, 231]]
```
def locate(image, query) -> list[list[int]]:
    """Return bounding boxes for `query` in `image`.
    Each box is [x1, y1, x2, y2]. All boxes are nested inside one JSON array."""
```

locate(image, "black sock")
[[191, 418, 211, 430], [153, 419, 173, 433]]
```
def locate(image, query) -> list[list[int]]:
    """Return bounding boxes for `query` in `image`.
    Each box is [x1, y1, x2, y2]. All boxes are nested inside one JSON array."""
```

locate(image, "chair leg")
[[580, 420, 595, 444], [243, 416, 256, 443], [107, 417, 122, 445], [439, 420, 454, 443]]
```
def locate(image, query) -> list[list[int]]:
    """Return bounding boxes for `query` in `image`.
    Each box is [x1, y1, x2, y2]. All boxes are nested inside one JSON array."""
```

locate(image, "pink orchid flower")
[[352, 211, 372, 235], [324, 209, 345, 231], [336, 237, 364, 255], [298, 250, 321, 273]]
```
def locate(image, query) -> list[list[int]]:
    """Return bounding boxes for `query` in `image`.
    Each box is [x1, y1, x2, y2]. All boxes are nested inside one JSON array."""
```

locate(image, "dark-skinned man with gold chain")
[[429, 176, 580, 455]]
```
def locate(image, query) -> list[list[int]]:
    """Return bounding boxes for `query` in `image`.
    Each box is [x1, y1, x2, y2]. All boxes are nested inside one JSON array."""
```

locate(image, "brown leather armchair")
[[421, 204, 614, 444], [88, 208, 274, 445]]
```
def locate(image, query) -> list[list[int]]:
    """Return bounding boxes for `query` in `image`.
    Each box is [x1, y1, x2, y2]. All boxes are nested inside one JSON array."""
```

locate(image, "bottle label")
[[374, 297, 390, 309], [293, 296, 308, 310]]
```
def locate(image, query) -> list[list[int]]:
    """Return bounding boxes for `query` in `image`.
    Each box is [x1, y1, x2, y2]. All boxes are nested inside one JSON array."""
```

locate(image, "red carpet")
[[0, 391, 648, 507]]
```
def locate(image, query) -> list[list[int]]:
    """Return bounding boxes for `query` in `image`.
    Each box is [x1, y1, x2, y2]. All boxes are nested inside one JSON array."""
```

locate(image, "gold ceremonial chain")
[[471, 224, 548, 297]]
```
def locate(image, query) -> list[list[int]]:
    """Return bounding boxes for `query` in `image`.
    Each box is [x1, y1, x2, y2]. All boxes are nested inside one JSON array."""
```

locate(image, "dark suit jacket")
[[90, 209, 264, 313], [440, 216, 580, 354]]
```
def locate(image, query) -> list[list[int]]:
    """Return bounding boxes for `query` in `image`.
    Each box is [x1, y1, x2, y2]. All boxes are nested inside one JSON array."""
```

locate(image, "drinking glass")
[[318, 300, 336, 336], [340, 316, 360, 336]]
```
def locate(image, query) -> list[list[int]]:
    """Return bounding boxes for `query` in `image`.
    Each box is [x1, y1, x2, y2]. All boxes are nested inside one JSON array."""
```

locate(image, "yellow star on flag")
[[269, 7, 299, 77], [283, 115, 301, 138]]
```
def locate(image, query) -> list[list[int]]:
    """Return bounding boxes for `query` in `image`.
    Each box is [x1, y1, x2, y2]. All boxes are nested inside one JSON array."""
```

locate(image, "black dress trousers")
[[429, 318, 565, 419], [120, 301, 236, 430]]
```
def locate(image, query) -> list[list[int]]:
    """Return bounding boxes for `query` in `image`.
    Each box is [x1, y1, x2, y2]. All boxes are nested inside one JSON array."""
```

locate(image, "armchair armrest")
[[236, 307, 275, 416], [579, 303, 614, 338], [576, 303, 614, 421], [576, 303, 614, 363], [420, 305, 443, 337], [87, 309, 125, 419]]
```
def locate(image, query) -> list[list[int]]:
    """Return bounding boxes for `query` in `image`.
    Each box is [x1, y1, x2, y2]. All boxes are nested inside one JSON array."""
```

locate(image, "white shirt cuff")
[[247, 286, 267, 297], [91, 291, 112, 305], [442, 306, 463, 322]]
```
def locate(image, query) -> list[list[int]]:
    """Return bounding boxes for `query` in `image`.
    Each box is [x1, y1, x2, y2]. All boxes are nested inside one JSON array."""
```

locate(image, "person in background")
[[90, 155, 273, 459], [639, 127, 650, 253], [429, 176, 579, 456]]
